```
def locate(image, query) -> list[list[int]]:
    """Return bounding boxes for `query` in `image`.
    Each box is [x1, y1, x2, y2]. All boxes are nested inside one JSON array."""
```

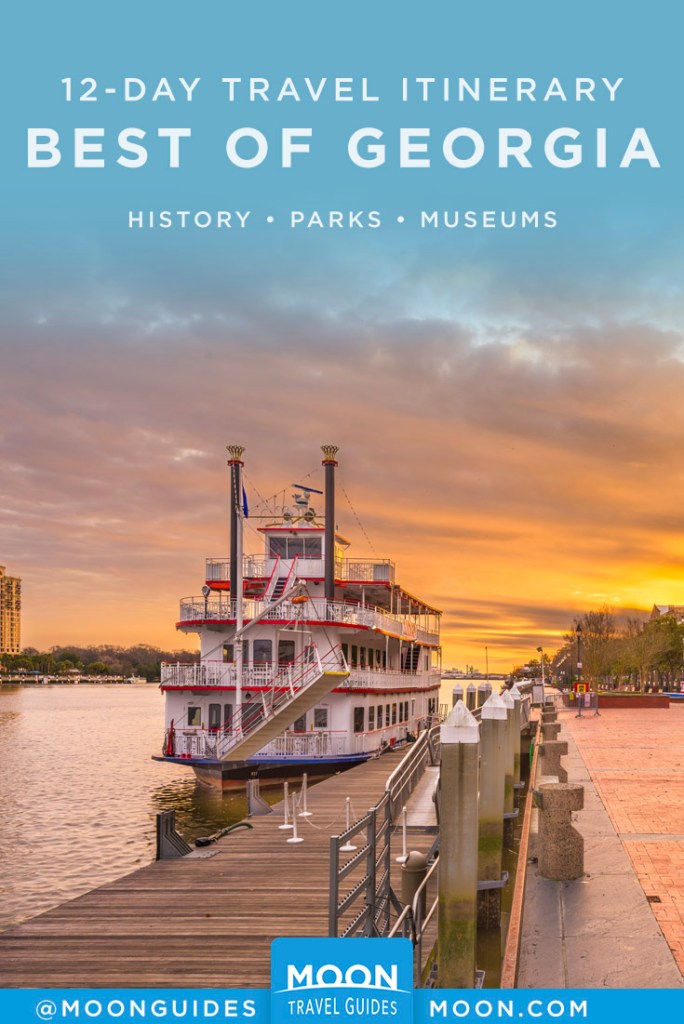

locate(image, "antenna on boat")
[[227, 445, 245, 727], [321, 445, 339, 604]]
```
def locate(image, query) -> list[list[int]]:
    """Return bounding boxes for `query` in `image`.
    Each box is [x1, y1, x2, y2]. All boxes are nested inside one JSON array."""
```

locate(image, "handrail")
[[385, 729, 430, 821], [389, 857, 439, 984], [283, 555, 299, 593], [263, 555, 281, 602], [215, 642, 347, 760], [178, 595, 440, 645]]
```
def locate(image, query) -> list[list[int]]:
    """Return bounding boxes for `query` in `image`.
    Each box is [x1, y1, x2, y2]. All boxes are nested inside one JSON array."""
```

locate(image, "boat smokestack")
[[226, 445, 245, 605], [321, 445, 339, 602]]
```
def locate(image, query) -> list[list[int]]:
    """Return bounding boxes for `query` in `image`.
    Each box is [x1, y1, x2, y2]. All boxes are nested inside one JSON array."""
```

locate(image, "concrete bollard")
[[500, 690, 515, 817], [539, 739, 568, 783], [478, 681, 492, 707], [401, 850, 428, 922], [478, 694, 507, 928], [541, 708, 558, 724], [540, 721, 561, 742], [438, 700, 480, 988], [537, 782, 584, 880], [452, 684, 464, 707], [466, 683, 477, 711]]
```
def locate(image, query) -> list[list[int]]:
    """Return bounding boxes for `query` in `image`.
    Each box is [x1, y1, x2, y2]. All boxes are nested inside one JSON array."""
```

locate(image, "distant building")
[[650, 604, 684, 624], [0, 566, 21, 654]]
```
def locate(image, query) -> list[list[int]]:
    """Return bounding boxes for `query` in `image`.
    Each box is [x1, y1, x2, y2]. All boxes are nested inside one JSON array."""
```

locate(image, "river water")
[[0, 684, 253, 931], [0, 678, 486, 932]]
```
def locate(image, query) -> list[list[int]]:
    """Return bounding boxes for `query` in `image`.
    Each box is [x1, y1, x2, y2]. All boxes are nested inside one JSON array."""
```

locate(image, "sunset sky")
[[3, 1, 684, 671]]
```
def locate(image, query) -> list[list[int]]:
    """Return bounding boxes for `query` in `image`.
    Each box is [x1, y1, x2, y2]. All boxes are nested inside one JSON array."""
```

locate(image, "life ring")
[[292, 595, 309, 605]]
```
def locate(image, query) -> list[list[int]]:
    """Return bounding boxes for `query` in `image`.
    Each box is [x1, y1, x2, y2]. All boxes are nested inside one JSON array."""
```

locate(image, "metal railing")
[[178, 595, 440, 646], [205, 556, 396, 585], [384, 723, 439, 820], [328, 716, 443, 939], [161, 661, 439, 692], [328, 792, 394, 938], [389, 858, 440, 984], [561, 690, 600, 716], [168, 644, 346, 760]]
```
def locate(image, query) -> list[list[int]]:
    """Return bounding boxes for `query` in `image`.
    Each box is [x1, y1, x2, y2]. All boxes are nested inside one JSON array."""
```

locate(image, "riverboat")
[[153, 444, 442, 789]]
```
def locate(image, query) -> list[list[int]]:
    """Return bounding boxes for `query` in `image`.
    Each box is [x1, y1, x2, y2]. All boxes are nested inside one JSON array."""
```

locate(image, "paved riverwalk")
[[518, 706, 684, 987]]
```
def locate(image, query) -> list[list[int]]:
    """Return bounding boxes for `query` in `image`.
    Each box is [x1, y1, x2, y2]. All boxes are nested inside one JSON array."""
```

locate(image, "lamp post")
[[574, 624, 584, 717], [537, 646, 545, 690]]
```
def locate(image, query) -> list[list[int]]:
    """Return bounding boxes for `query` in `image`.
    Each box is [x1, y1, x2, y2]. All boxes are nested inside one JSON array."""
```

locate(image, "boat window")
[[314, 707, 328, 728], [278, 640, 296, 664], [368, 707, 375, 730], [187, 706, 202, 727], [303, 537, 322, 557], [223, 704, 233, 728], [377, 704, 383, 728], [404, 701, 409, 721], [208, 704, 221, 730], [351, 645, 358, 668], [287, 537, 305, 558], [381, 650, 387, 669], [253, 640, 273, 665], [385, 706, 391, 727], [269, 537, 287, 557], [293, 714, 307, 731], [223, 640, 249, 663], [360, 648, 366, 668], [398, 703, 403, 723], [341, 643, 349, 665], [424, 653, 430, 671], [392, 703, 397, 724], [353, 707, 365, 733]]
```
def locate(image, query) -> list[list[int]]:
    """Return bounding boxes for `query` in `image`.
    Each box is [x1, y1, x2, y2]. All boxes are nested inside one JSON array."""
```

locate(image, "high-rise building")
[[0, 566, 21, 655]]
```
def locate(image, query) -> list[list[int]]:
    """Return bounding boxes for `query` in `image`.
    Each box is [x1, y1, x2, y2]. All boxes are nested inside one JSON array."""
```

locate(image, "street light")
[[576, 624, 583, 690], [536, 645, 545, 689]]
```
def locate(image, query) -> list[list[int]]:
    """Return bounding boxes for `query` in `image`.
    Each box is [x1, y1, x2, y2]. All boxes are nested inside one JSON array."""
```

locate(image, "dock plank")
[[0, 749, 430, 988]]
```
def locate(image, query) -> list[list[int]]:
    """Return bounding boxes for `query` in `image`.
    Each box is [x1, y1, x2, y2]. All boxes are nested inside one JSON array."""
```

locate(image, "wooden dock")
[[0, 749, 435, 988]]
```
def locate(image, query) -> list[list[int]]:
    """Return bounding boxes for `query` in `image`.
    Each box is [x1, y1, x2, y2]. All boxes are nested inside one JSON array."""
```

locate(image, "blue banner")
[[1, 985, 683, 1024]]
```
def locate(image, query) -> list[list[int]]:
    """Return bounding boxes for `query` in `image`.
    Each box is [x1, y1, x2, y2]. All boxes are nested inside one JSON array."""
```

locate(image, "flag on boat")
[[242, 485, 249, 518]]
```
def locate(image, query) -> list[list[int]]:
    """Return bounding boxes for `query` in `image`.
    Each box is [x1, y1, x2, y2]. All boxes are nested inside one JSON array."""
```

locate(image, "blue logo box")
[[271, 937, 414, 1024]]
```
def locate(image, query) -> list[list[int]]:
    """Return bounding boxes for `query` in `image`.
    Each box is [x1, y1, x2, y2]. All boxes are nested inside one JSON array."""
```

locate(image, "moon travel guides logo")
[[270, 938, 414, 1024]]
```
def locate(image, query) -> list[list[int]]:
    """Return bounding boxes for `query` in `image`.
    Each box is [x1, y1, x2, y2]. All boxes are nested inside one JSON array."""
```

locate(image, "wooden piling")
[[478, 694, 507, 928], [500, 689, 515, 817], [438, 700, 480, 988]]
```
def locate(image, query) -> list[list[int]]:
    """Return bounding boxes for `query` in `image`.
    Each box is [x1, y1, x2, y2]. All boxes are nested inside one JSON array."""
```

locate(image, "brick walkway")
[[565, 707, 684, 973]]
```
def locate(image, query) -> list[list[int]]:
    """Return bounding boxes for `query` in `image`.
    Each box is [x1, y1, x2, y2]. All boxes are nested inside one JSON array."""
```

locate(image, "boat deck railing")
[[177, 595, 440, 645]]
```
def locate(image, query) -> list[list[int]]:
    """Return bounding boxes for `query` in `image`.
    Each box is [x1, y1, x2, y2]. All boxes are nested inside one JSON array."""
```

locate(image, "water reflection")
[[150, 778, 251, 841], [0, 685, 278, 930]]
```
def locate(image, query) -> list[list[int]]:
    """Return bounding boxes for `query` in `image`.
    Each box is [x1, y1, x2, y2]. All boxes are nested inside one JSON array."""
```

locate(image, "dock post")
[[500, 690, 515, 820], [478, 681, 492, 707], [537, 783, 584, 880], [437, 700, 480, 988], [539, 739, 569, 783], [452, 684, 464, 707], [540, 721, 561, 742], [508, 683, 522, 789], [478, 694, 507, 928], [466, 683, 477, 711]]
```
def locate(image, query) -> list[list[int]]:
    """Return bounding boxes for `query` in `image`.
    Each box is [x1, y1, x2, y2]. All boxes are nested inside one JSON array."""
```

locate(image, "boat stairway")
[[219, 646, 349, 762], [270, 577, 288, 601]]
